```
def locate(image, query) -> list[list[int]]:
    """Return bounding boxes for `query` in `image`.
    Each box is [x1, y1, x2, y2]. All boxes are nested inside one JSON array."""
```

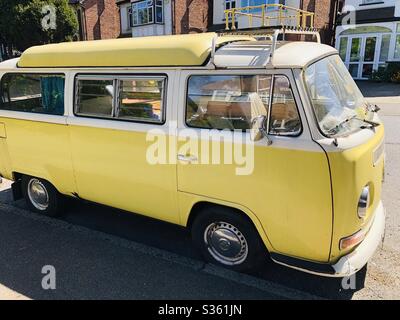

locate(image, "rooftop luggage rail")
[[225, 4, 315, 31], [211, 27, 322, 68], [218, 26, 321, 43]]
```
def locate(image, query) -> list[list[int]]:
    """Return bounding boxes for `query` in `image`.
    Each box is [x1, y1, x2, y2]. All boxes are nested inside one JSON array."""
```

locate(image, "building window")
[[225, 0, 236, 10], [128, 7, 133, 28], [131, 0, 164, 26], [0, 74, 65, 115], [155, 0, 163, 23], [395, 23, 400, 60], [379, 34, 391, 62], [362, 0, 382, 5]]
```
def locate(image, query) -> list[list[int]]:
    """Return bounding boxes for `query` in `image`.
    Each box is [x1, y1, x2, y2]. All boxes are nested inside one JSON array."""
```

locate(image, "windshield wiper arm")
[[359, 118, 381, 129], [327, 115, 357, 135]]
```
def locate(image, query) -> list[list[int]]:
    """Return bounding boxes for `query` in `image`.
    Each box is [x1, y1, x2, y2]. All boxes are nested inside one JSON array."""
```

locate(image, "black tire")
[[192, 206, 267, 272], [21, 175, 65, 217]]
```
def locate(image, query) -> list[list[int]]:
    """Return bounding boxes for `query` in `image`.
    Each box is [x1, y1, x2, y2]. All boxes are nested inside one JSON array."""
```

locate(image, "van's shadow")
[[0, 188, 366, 300]]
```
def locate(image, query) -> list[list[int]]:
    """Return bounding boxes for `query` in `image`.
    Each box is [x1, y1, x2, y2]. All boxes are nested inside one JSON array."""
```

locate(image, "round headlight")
[[358, 185, 370, 219]]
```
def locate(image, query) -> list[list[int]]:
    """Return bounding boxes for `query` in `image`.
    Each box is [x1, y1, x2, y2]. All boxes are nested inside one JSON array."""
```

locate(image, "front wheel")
[[191, 207, 267, 272], [21, 176, 65, 217]]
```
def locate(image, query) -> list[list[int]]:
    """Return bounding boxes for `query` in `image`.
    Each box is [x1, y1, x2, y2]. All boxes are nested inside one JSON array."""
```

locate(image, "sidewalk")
[[0, 284, 30, 300]]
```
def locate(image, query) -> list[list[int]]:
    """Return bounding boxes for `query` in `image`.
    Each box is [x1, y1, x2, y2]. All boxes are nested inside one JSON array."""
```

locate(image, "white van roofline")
[[0, 41, 338, 71]]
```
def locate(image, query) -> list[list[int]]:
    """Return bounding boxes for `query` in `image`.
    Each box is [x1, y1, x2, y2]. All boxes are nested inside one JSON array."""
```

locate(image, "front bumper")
[[271, 201, 386, 277], [331, 201, 386, 277]]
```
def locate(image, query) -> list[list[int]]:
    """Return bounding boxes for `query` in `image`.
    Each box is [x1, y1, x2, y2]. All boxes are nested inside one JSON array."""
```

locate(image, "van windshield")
[[304, 55, 369, 137]]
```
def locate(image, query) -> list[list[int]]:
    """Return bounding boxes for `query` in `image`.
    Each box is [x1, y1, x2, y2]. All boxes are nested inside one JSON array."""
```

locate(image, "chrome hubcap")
[[204, 221, 248, 266], [27, 179, 49, 211]]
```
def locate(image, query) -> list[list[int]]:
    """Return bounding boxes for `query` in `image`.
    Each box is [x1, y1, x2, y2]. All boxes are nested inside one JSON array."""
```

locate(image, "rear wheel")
[[22, 176, 64, 217], [192, 206, 267, 272]]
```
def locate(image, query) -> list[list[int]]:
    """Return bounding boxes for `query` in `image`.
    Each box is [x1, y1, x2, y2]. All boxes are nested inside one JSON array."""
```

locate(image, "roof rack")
[[224, 4, 315, 30], [212, 26, 321, 66]]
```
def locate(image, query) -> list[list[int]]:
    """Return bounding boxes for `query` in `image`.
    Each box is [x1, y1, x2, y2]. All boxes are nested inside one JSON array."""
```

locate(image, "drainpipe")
[[172, 0, 176, 34], [332, 0, 342, 47], [208, 0, 213, 32]]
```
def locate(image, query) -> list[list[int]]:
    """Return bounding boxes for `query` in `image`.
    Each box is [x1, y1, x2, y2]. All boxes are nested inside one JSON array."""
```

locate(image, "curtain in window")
[[40, 76, 65, 115]]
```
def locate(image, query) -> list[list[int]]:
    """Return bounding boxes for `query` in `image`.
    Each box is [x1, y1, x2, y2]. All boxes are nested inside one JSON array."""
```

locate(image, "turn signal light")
[[340, 230, 366, 251]]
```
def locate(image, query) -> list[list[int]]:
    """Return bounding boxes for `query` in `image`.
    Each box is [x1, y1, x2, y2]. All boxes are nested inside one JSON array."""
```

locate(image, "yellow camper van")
[[0, 31, 385, 277]]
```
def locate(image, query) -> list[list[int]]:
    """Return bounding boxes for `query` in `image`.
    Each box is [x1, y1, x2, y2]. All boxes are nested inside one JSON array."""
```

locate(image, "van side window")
[[76, 79, 114, 117], [0, 73, 65, 115], [269, 76, 301, 136], [75, 76, 166, 124], [117, 79, 164, 122], [186, 75, 271, 130]]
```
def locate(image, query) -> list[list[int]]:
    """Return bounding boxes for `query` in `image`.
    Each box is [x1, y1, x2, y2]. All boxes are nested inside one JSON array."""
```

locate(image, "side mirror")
[[250, 115, 272, 145]]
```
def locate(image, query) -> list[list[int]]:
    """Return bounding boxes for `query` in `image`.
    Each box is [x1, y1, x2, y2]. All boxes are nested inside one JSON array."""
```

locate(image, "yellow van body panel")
[[0, 123, 10, 177], [68, 125, 180, 225], [0, 122, 6, 138], [17, 33, 254, 68], [327, 126, 385, 262], [178, 140, 333, 262], [0, 117, 75, 194]]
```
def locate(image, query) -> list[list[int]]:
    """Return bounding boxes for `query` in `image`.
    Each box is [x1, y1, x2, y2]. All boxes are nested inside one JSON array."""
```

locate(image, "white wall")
[[343, 0, 399, 16], [213, 0, 226, 26]]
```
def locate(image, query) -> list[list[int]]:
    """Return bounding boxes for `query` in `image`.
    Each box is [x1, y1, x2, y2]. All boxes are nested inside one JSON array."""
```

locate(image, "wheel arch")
[[12, 171, 64, 195], [181, 196, 275, 253]]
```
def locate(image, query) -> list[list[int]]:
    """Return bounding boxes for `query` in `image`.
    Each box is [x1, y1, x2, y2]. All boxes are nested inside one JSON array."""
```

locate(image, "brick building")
[[69, 0, 120, 40], [213, 0, 343, 45], [301, 0, 344, 46], [117, 0, 342, 45], [116, 0, 211, 37]]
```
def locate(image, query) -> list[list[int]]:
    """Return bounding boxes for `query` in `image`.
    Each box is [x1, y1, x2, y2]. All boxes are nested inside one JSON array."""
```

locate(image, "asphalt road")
[[0, 86, 399, 300]]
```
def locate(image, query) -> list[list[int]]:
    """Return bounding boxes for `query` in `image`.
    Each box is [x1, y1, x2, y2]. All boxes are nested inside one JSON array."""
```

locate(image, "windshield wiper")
[[327, 115, 357, 135], [327, 115, 381, 136], [359, 118, 381, 129]]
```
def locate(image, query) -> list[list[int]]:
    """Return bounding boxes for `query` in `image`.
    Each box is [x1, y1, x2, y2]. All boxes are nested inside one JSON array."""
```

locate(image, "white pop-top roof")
[[0, 38, 338, 71], [213, 41, 338, 69]]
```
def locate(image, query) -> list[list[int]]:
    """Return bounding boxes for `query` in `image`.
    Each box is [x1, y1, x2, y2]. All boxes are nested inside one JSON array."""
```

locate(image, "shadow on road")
[[0, 187, 366, 300], [356, 80, 400, 98]]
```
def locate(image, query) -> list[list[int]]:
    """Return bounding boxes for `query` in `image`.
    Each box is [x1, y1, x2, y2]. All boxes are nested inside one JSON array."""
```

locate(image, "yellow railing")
[[225, 4, 315, 30]]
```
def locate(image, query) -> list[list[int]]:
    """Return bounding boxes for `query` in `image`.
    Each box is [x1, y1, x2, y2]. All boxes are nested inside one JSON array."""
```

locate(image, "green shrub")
[[371, 68, 389, 82], [391, 71, 400, 84], [370, 62, 400, 83], [387, 62, 400, 76]]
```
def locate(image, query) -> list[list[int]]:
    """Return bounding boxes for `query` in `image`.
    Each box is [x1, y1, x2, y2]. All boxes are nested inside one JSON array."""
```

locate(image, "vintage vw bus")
[[0, 31, 385, 277]]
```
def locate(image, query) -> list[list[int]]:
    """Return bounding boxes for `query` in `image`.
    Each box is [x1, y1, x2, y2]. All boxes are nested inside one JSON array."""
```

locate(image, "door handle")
[[177, 154, 198, 163]]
